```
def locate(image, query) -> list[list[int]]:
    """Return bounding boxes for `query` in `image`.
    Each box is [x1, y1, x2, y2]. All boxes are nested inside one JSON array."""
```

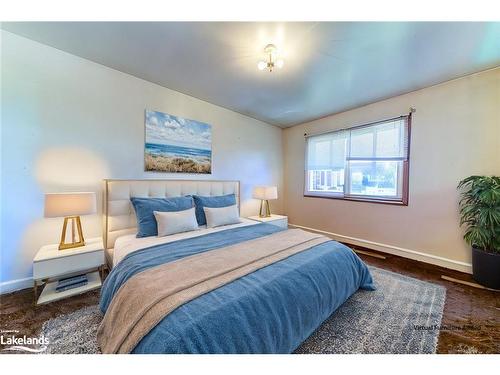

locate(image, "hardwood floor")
[[0, 248, 498, 354]]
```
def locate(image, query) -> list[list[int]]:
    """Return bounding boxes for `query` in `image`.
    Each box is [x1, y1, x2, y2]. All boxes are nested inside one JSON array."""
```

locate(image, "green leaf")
[[458, 175, 500, 252]]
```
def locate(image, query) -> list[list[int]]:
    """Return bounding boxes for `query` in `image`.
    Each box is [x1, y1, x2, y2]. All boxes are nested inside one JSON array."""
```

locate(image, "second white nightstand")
[[247, 214, 288, 229], [33, 237, 105, 305]]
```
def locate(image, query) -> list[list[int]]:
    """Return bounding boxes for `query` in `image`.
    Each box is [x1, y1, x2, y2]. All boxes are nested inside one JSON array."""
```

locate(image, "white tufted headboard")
[[103, 179, 240, 249]]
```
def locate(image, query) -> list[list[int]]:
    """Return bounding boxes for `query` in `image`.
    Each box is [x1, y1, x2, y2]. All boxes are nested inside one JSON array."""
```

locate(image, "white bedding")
[[111, 218, 259, 267]]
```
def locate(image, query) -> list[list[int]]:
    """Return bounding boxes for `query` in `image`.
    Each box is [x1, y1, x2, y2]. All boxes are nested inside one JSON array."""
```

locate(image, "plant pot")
[[472, 247, 500, 290]]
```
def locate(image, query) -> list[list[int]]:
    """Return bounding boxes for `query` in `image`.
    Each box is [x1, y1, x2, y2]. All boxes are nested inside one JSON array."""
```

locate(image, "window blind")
[[305, 115, 410, 203]]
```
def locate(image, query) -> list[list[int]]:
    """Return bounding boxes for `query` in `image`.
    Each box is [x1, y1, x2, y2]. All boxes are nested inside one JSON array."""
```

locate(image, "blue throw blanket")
[[100, 223, 375, 353]]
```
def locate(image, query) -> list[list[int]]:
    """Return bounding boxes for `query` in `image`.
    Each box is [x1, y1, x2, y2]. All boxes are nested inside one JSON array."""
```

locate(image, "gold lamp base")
[[258, 200, 272, 218], [59, 216, 85, 250]]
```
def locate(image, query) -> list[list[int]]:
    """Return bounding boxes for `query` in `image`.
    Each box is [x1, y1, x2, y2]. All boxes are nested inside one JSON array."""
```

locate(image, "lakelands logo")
[[1, 330, 49, 353]]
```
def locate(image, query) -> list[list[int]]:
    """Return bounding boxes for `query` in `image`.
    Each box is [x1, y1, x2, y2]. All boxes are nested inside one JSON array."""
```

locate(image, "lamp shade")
[[44, 192, 97, 218], [252, 186, 278, 200]]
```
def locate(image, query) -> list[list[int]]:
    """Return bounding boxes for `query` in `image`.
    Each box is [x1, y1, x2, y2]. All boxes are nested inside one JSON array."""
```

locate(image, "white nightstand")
[[247, 214, 288, 229], [33, 237, 105, 305]]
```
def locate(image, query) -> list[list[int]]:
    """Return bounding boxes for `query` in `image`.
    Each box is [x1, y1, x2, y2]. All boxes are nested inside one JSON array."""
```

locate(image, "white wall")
[[283, 67, 500, 273], [0, 31, 283, 292]]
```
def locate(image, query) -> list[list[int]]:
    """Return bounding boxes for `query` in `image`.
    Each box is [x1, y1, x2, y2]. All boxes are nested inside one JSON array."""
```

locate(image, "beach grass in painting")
[[145, 110, 212, 174]]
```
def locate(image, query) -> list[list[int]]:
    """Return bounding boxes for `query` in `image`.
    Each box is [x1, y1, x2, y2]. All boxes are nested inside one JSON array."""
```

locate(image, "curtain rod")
[[304, 108, 415, 138]]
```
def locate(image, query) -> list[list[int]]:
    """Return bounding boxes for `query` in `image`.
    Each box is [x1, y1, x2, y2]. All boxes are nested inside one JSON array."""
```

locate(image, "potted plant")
[[458, 176, 500, 289]]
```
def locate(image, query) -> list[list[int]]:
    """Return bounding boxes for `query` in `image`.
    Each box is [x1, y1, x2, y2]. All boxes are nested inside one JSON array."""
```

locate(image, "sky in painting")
[[145, 110, 212, 150]]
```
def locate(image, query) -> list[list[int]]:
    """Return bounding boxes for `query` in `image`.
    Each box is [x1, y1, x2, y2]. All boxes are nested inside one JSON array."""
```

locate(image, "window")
[[305, 115, 411, 204]]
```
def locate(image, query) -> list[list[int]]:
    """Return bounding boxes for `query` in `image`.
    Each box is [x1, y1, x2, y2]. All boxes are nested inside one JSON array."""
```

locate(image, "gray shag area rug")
[[40, 266, 445, 354]]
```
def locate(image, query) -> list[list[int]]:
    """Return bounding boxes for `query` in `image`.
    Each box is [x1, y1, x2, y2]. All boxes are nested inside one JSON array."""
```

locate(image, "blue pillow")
[[130, 196, 194, 238], [193, 194, 237, 226]]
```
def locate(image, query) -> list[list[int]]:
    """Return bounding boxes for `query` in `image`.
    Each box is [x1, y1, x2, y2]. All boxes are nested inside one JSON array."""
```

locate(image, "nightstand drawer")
[[247, 215, 288, 229], [33, 250, 104, 280], [267, 218, 288, 229]]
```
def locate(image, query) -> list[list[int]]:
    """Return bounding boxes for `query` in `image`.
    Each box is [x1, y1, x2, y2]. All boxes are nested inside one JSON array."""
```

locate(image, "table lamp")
[[44, 192, 97, 250], [253, 186, 278, 218]]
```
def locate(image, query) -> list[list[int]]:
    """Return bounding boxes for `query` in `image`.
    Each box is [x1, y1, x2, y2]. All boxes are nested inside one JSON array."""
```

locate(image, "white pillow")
[[153, 207, 198, 237], [203, 204, 241, 228]]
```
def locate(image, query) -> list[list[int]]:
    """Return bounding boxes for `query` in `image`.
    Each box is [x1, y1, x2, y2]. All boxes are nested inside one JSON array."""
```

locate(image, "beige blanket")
[[97, 229, 329, 353]]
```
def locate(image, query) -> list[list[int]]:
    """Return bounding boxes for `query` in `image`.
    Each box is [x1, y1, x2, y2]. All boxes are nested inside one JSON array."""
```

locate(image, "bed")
[[99, 179, 375, 354]]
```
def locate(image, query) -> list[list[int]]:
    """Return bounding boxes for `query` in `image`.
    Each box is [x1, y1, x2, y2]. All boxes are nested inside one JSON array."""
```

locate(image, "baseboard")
[[289, 223, 472, 274], [0, 277, 33, 295]]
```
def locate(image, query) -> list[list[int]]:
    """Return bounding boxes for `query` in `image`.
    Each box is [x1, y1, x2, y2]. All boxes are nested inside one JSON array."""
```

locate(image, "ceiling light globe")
[[257, 61, 267, 71], [276, 59, 284, 69]]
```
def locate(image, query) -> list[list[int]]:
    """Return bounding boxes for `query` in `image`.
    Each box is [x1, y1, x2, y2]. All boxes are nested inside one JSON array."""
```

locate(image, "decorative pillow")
[[153, 207, 198, 237], [203, 205, 241, 228], [130, 196, 194, 238], [192, 194, 236, 225]]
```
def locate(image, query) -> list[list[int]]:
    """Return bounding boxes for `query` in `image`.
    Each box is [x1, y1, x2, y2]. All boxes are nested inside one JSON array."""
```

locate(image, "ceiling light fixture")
[[257, 44, 284, 72]]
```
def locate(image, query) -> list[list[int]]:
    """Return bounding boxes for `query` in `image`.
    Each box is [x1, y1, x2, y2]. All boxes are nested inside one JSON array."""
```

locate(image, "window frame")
[[303, 113, 412, 206]]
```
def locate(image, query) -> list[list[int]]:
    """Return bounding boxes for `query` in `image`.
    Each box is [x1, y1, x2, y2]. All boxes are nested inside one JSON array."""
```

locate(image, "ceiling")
[[2, 22, 499, 127]]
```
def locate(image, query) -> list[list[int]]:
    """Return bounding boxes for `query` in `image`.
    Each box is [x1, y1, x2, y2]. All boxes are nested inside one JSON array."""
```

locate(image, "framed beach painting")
[[145, 109, 212, 174]]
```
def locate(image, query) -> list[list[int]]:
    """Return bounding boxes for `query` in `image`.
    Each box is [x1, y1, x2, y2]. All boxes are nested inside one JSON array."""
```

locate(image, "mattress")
[[110, 217, 258, 267]]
